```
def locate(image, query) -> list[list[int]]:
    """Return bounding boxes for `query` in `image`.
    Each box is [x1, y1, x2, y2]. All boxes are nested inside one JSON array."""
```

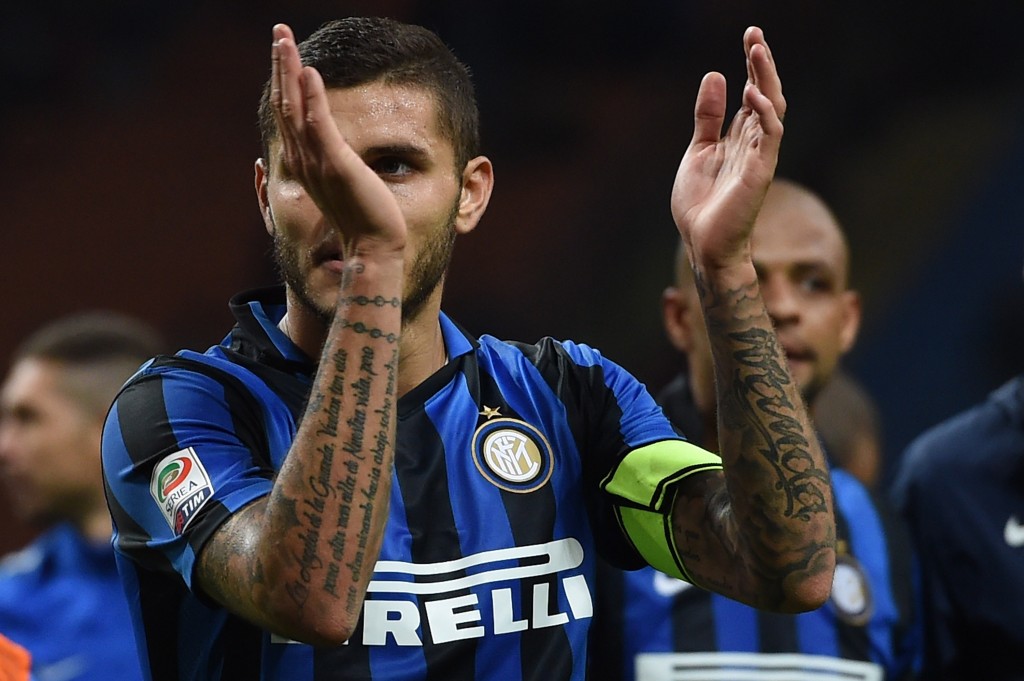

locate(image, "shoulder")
[[0, 527, 64, 595], [110, 349, 274, 418], [898, 376, 1024, 481], [0, 542, 45, 581], [478, 335, 606, 366]]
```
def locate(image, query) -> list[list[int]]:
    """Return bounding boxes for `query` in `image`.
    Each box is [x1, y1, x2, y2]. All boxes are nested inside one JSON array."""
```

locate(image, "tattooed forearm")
[[725, 327, 830, 521], [207, 273, 403, 642], [677, 269, 834, 611]]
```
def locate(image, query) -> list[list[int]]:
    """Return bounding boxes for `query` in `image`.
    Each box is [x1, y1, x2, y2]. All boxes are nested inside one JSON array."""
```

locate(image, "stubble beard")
[[272, 200, 460, 329]]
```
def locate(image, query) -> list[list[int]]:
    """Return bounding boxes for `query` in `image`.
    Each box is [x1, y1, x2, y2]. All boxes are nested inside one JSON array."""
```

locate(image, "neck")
[[280, 289, 448, 398], [395, 315, 448, 397], [78, 506, 114, 544]]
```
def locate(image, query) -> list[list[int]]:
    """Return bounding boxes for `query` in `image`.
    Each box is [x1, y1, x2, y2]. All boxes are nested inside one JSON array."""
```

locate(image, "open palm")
[[671, 27, 785, 272]]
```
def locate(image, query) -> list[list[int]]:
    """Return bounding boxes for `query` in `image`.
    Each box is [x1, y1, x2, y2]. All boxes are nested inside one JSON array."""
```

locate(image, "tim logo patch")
[[150, 447, 214, 534]]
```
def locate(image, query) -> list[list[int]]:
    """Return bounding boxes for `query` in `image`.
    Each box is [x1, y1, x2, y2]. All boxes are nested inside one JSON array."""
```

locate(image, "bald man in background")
[[590, 179, 922, 681]]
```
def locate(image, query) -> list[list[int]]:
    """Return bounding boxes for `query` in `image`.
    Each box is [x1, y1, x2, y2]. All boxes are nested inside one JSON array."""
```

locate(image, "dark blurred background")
[[2, 0, 1023, 552]]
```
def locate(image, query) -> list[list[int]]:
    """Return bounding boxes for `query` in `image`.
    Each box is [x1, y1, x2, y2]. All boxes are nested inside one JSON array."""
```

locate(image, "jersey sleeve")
[[102, 358, 277, 591], [554, 340, 723, 579]]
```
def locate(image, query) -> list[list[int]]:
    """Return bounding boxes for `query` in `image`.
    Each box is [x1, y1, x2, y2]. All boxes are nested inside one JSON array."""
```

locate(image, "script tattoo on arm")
[[672, 272, 834, 611], [197, 265, 402, 644]]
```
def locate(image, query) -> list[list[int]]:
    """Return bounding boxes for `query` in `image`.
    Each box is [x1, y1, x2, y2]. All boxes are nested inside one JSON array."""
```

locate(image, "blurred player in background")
[[0, 312, 159, 681]]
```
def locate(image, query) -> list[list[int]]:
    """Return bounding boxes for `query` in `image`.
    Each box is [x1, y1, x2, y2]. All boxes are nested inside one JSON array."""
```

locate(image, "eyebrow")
[[360, 143, 433, 161]]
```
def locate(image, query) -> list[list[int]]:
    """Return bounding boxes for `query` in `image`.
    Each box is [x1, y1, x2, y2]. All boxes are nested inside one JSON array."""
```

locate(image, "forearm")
[[202, 256, 402, 644], [685, 263, 835, 610]]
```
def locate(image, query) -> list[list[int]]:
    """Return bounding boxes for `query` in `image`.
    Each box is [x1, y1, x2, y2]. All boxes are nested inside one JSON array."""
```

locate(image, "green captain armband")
[[601, 440, 723, 582]]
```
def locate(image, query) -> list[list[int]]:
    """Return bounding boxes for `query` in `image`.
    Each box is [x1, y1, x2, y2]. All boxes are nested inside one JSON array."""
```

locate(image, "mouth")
[[780, 341, 815, 365], [313, 243, 345, 273]]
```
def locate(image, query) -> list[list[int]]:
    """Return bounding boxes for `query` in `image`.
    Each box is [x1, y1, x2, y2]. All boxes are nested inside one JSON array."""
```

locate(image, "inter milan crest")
[[472, 406, 553, 493], [828, 543, 874, 626]]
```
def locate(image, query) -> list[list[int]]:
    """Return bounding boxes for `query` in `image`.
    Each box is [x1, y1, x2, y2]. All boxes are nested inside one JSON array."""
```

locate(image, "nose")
[[760, 278, 800, 327]]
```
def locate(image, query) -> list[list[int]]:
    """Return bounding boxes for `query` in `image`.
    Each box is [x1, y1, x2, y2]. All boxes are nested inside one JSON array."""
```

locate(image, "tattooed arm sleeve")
[[669, 271, 835, 613]]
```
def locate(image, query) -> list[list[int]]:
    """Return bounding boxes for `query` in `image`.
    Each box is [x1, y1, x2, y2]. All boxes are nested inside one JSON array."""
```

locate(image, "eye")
[[370, 156, 415, 178], [799, 275, 833, 294]]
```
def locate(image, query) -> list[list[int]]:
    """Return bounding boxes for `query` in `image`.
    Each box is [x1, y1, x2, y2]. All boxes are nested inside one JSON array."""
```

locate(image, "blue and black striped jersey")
[[101, 287, 716, 681], [589, 374, 923, 681]]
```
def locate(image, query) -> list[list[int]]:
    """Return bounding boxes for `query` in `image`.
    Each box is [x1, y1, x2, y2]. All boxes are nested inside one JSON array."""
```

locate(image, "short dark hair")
[[11, 312, 166, 416], [257, 16, 481, 174], [14, 312, 164, 367]]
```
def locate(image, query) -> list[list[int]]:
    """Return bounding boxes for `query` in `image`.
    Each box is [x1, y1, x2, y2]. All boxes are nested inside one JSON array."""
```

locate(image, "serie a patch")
[[149, 447, 215, 534]]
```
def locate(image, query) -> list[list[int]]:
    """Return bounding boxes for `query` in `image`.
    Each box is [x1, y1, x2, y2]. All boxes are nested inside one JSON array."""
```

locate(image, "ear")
[[662, 286, 695, 353], [454, 156, 494, 236], [839, 290, 862, 354], [255, 157, 275, 236]]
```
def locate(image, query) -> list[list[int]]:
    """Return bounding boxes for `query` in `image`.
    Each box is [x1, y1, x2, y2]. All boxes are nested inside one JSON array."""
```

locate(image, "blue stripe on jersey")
[[156, 367, 275, 569], [832, 469, 896, 667], [264, 637, 313, 681], [476, 338, 592, 673], [366, 537, 430, 677], [795, 607, 839, 656], [370, 640, 427, 679], [113, 553, 154, 681], [423, 370, 522, 680], [713, 595, 758, 652], [622, 569, 674, 664], [179, 349, 302, 470]]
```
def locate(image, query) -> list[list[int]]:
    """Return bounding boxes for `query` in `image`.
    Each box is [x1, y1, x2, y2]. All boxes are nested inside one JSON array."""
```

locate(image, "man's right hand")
[[270, 23, 407, 259]]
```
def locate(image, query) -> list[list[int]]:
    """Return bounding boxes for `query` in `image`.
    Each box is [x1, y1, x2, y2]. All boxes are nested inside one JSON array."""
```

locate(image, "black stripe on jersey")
[[116, 371, 185, 467], [513, 339, 646, 573], [671, 585, 716, 652], [757, 610, 799, 652], [221, 348, 313, 424], [476, 360, 573, 681], [589, 561, 627, 678], [313, 622, 371, 680], [136, 567, 185, 681], [506, 339, 598, 457], [400, 368, 476, 681], [218, 616, 263, 680]]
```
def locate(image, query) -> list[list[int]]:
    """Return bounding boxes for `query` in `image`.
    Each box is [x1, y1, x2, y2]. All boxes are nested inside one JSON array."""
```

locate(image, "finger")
[[746, 31, 786, 122], [272, 25, 306, 170], [744, 26, 759, 86], [272, 25, 302, 124], [301, 65, 357, 172], [742, 81, 784, 141], [691, 72, 727, 146]]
